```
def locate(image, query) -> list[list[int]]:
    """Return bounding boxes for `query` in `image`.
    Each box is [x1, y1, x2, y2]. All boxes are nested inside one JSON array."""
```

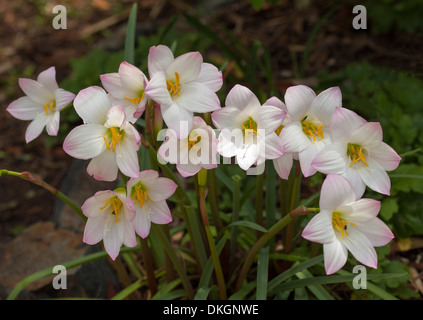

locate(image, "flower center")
[[103, 127, 124, 152], [347, 143, 368, 167], [124, 89, 145, 105], [242, 117, 258, 142], [43, 101, 56, 114], [100, 196, 123, 223], [131, 182, 152, 209], [275, 125, 284, 136], [167, 72, 181, 97], [332, 211, 355, 238], [302, 120, 324, 142]]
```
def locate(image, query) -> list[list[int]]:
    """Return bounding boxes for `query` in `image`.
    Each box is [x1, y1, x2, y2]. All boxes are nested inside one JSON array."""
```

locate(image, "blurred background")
[[1, 0, 422, 299]]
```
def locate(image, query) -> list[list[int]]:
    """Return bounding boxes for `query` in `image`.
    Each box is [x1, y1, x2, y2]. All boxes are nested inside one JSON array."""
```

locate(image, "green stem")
[[140, 238, 158, 296], [255, 173, 264, 235], [229, 175, 242, 262], [184, 205, 208, 272], [207, 169, 222, 232], [235, 206, 313, 291], [0, 169, 85, 221]]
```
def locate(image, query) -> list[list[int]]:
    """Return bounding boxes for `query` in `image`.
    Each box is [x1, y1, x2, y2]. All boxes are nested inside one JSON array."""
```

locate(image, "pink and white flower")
[[212, 85, 284, 171], [145, 45, 222, 139], [6, 66, 75, 143], [126, 170, 178, 238], [279, 85, 342, 177], [158, 116, 218, 177], [312, 107, 401, 197], [63, 86, 141, 181], [302, 174, 394, 275], [100, 61, 149, 123], [82, 189, 137, 261]]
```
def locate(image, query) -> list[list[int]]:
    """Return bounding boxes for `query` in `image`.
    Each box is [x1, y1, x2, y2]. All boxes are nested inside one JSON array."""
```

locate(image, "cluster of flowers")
[[6, 44, 401, 274]]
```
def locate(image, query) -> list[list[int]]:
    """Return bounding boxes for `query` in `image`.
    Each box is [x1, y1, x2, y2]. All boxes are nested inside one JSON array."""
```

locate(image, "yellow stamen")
[[242, 118, 259, 142], [131, 183, 152, 209], [348, 144, 368, 167], [332, 212, 355, 238], [100, 196, 123, 223], [167, 72, 181, 97], [302, 121, 324, 142], [43, 101, 56, 114]]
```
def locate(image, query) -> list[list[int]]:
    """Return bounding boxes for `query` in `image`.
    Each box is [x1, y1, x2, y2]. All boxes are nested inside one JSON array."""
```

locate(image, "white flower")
[[212, 85, 284, 171], [145, 45, 222, 139], [6, 66, 75, 143], [63, 86, 141, 181], [302, 174, 394, 275], [312, 107, 401, 197]]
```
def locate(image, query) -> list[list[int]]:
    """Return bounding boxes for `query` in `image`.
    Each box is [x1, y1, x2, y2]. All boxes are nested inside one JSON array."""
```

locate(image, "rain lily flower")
[[63, 86, 141, 181], [211, 85, 284, 171], [145, 45, 222, 139], [100, 61, 149, 123], [312, 107, 401, 197], [6, 66, 75, 143], [158, 116, 218, 177], [279, 85, 342, 177], [302, 174, 394, 275], [126, 170, 178, 238], [82, 189, 137, 261]]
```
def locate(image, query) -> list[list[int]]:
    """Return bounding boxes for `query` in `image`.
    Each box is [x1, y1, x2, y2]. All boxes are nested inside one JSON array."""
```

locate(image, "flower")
[[145, 45, 222, 139], [82, 189, 137, 261], [302, 174, 394, 275], [158, 116, 218, 177], [211, 85, 284, 171], [279, 85, 342, 177], [100, 61, 149, 123], [126, 170, 178, 238], [6, 66, 75, 143], [311, 107, 401, 197], [63, 86, 141, 181]]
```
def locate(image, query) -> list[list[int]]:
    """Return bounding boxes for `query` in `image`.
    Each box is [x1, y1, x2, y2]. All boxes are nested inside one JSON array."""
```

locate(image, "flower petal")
[[115, 138, 140, 178], [149, 200, 173, 225], [177, 163, 202, 177], [83, 216, 107, 245], [73, 86, 111, 124], [263, 132, 284, 159], [6, 96, 41, 120], [103, 222, 123, 260], [81, 190, 114, 218], [133, 207, 151, 239], [342, 228, 378, 269], [148, 45, 175, 77], [178, 82, 221, 113], [46, 111, 60, 136], [330, 107, 367, 142], [118, 61, 146, 93], [302, 210, 336, 244], [166, 51, 202, 84], [342, 166, 367, 199], [298, 139, 327, 177], [280, 121, 310, 153], [355, 218, 394, 247], [63, 123, 107, 159], [55, 88, 76, 110], [319, 174, 356, 211], [19, 78, 54, 105], [273, 153, 293, 180], [323, 240, 348, 275], [161, 102, 193, 139], [350, 122, 383, 148], [143, 177, 178, 202], [236, 143, 258, 170], [87, 149, 119, 182], [312, 141, 348, 175], [225, 84, 261, 111], [196, 62, 223, 92], [340, 198, 381, 222], [357, 158, 391, 195], [284, 85, 316, 121], [257, 105, 284, 133], [25, 113, 50, 143], [37, 66, 58, 92], [370, 142, 401, 171], [308, 86, 342, 125], [144, 71, 173, 107]]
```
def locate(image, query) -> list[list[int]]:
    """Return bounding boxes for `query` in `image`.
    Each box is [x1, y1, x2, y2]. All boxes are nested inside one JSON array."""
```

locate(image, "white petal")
[[323, 240, 348, 275], [350, 122, 383, 149], [178, 82, 221, 113], [6, 96, 41, 121], [342, 228, 378, 269], [83, 216, 107, 245], [196, 62, 223, 92], [19, 78, 54, 105], [143, 177, 177, 202], [302, 210, 336, 244], [257, 105, 284, 133], [133, 207, 151, 239], [63, 123, 107, 159], [161, 102, 193, 139], [312, 141, 348, 175], [87, 149, 119, 182], [298, 139, 327, 177], [121, 219, 137, 248], [355, 218, 394, 247], [37, 66, 58, 92], [177, 163, 202, 177], [103, 222, 124, 260], [357, 158, 391, 195], [55, 88, 76, 110], [217, 128, 243, 158], [166, 51, 202, 83], [369, 142, 401, 171], [81, 190, 114, 218], [211, 107, 241, 130], [144, 71, 173, 107], [319, 174, 356, 211], [263, 132, 284, 160], [104, 105, 126, 129], [225, 84, 261, 111], [46, 111, 60, 136], [284, 85, 316, 121], [280, 121, 310, 153], [149, 201, 173, 225], [116, 138, 140, 178], [342, 167, 366, 199], [308, 86, 342, 125], [73, 86, 111, 124], [148, 45, 175, 77], [330, 107, 366, 142], [342, 198, 381, 222], [25, 113, 49, 143], [273, 153, 293, 180], [236, 143, 258, 170], [118, 61, 146, 93]]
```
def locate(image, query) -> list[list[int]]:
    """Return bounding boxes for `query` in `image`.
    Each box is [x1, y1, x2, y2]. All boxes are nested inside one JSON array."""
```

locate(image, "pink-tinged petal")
[[63, 123, 107, 159], [161, 102, 193, 139], [264, 96, 287, 113], [319, 174, 356, 211], [280, 121, 310, 153], [217, 128, 243, 158], [177, 163, 202, 177], [87, 149, 119, 182], [312, 141, 349, 175], [236, 143, 258, 171], [350, 122, 383, 148], [103, 222, 123, 260], [25, 113, 50, 143], [37, 66, 58, 92], [196, 62, 223, 92], [298, 140, 327, 177], [6, 96, 40, 120], [46, 111, 60, 136], [263, 133, 284, 159], [105, 105, 126, 129], [330, 107, 367, 142], [370, 142, 401, 171], [83, 216, 107, 245], [73, 86, 112, 124], [284, 85, 316, 121], [133, 208, 151, 239], [144, 71, 173, 107], [19, 78, 54, 105], [211, 107, 241, 130], [149, 200, 173, 225], [225, 84, 261, 111], [308, 86, 342, 125], [133, 170, 159, 185], [166, 51, 202, 83], [302, 210, 336, 244], [119, 61, 146, 92], [342, 166, 366, 199], [157, 131, 180, 164], [121, 219, 137, 248], [55, 88, 75, 110], [148, 45, 174, 77], [115, 138, 140, 178], [342, 228, 378, 269], [273, 153, 293, 180], [339, 198, 381, 223], [177, 82, 221, 113], [355, 218, 394, 247], [323, 240, 348, 275], [257, 105, 284, 133], [81, 190, 114, 218], [144, 177, 178, 202], [357, 158, 391, 195], [100, 72, 122, 93]]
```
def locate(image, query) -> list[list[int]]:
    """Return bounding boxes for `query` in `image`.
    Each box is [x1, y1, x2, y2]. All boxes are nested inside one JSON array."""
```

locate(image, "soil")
[[1, 0, 422, 299]]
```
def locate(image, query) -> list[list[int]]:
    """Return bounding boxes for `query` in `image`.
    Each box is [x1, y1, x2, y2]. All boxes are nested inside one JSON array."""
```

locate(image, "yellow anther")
[[43, 101, 55, 114], [348, 144, 368, 167], [167, 72, 181, 97], [131, 183, 152, 209], [332, 212, 355, 238], [100, 196, 123, 223], [302, 121, 324, 142]]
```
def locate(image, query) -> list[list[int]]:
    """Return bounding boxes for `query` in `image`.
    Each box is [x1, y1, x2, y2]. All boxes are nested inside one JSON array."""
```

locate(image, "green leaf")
[[124, 3, 138, 64], [380, 197, 399, 220], [228, 282, 256, 300], [256, 247, 270, 300], [227, 220, 268, 233]]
